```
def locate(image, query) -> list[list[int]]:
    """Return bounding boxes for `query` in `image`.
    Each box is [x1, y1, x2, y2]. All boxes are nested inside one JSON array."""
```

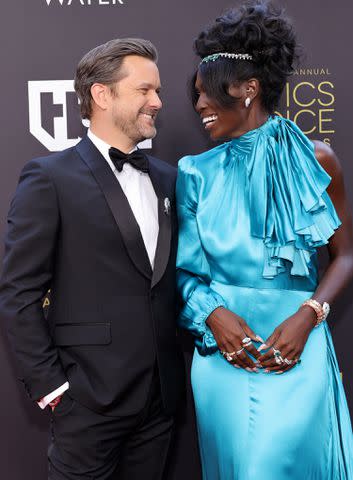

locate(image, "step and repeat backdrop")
[[0, 1, 352, 479]]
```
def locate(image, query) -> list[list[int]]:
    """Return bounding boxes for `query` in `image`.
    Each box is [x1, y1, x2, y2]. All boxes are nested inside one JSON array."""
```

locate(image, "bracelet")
[[301, 299, 330, 327]]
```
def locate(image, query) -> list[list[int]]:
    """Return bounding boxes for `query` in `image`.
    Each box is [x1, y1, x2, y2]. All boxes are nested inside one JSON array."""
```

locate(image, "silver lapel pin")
[[164, 197, 171, 215]]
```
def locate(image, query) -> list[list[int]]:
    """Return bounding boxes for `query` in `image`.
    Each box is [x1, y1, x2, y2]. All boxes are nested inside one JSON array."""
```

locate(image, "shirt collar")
[[87, 129, 137, 165]]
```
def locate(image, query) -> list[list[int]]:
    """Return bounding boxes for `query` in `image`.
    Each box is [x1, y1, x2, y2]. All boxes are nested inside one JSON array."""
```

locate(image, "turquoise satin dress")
[[176, 116, 353, 479]]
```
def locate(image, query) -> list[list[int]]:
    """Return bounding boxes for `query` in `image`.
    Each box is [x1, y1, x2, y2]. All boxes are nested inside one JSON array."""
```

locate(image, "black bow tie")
[[109, 147, 149, 174]]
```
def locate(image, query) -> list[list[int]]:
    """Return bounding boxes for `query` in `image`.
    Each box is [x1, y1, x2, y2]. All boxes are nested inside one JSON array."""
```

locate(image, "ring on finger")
[[223, 351, 237, 362], [236, 348, 244, 355], [220, 350, 230, 359], [284, 358, 293, 365], [275, 355, 284, 364], [243, 341, 252, 348], [273, 348, 282, 357], [242, 337, 251, 344]]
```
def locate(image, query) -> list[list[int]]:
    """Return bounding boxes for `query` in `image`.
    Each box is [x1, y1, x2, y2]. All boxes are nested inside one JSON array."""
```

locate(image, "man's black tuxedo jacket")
[[0, 136, 185, 416]]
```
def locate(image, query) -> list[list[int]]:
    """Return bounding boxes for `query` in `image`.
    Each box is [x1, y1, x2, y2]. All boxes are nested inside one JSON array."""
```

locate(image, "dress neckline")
[[229, 115, 279, 155]]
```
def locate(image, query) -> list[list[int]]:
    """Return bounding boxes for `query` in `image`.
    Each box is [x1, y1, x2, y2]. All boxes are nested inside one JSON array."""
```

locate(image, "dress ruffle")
[[230, 116, 341, 278]]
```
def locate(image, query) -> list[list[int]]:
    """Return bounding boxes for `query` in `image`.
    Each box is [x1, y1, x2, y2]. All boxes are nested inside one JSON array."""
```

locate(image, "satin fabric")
[[176, 116, 353, 479]]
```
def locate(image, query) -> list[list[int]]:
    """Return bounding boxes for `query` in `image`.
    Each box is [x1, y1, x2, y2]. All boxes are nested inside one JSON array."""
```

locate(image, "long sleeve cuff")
[[178, 284, 226, 355], [195, 314, 221, 355], [37, 381, 69, 410]]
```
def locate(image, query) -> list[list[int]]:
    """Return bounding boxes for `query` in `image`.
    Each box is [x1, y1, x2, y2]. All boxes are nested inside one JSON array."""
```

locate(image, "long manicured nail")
[[275, 371, 283, 375], [233, 364, 241, 369], [257, 343, 268, 352], [246, 367, 253, 372], [252, 368, 259, 373], [256, 335, 265, 343], [264, 369, 270, 373]]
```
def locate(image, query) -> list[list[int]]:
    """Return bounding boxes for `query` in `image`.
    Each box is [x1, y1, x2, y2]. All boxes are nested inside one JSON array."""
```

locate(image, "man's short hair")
[[74, 38, 158, 120]]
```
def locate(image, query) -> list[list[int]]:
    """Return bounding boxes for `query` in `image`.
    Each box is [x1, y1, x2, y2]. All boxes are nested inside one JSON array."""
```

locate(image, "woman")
[[176, 2, 353, 479]]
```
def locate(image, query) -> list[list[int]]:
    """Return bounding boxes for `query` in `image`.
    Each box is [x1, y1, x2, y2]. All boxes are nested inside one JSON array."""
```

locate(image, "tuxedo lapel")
[[148, 156, 172, 289], [76, 136, 152, 280]]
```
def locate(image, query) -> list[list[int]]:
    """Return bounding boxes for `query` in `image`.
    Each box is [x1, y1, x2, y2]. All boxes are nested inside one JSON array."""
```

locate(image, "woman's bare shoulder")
[[312, 140, 343, 180]]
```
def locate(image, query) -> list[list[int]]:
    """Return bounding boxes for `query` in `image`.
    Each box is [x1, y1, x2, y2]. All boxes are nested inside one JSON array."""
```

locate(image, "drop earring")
[[245, 97, 251, 108]]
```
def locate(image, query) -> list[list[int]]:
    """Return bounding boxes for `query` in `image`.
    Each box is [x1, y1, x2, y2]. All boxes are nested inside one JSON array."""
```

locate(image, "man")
[[0, 38, 184, 479]]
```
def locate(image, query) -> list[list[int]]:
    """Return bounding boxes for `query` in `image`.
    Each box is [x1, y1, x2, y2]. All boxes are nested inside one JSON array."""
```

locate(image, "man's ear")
[[90, 83, 111, 111]]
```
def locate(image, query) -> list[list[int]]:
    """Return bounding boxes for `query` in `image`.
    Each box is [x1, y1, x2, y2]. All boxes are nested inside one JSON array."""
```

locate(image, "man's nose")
[[150, 92, 162, 110]]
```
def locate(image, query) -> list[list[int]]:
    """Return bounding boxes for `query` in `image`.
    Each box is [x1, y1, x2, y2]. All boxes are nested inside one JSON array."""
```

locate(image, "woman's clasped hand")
[[208, 305, 317, 374]]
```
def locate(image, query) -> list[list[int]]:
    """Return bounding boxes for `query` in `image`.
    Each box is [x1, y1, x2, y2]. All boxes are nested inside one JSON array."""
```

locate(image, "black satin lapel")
[[148, 157, 172, 288], [76, 137, 152, 280], [152, 198, 172, 288]]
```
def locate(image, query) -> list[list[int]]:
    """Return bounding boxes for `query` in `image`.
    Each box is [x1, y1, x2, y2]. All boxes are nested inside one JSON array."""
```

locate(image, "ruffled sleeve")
[[176, 156, 226, 355], [243, 116, 342, 278]]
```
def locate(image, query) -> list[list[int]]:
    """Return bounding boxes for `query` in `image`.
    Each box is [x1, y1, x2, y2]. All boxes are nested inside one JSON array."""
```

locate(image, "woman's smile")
[[201, 114, 219, 130]]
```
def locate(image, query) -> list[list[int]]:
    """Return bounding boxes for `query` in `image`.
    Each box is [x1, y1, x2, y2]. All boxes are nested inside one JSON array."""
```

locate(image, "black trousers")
[[48, 368, 174, 480]]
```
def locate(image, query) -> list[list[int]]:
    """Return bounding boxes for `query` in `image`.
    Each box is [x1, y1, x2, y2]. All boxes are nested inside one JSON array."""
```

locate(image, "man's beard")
[[113, 109, 157, 145]]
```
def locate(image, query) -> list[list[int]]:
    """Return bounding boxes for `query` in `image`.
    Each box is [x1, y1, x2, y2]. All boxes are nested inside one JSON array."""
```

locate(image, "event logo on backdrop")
[[277, 66, 335, 146], [28, 80, 152, 151]]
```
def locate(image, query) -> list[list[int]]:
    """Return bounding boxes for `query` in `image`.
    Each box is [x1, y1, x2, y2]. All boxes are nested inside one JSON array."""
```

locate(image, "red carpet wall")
[[0, 1, 352, 479]]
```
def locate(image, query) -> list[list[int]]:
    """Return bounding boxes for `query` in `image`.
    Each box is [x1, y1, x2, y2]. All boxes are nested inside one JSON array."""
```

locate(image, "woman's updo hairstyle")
[[192, 0, 300, 113]]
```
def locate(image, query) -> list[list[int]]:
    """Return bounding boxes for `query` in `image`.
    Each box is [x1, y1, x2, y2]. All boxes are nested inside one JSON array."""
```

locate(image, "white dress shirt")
[[88, 129, 159, 266], [38, 130, 159, 409]]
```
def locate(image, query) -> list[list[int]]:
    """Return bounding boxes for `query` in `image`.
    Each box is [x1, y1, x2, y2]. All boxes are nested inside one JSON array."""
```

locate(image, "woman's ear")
[[228, 78, 260, 101], [243, 78, 260, 102], [246, 78, 260, 100]]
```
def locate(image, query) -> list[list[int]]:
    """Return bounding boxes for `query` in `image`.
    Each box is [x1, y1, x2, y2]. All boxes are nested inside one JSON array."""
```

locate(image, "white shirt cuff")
[[37, 382, 69, 410]]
